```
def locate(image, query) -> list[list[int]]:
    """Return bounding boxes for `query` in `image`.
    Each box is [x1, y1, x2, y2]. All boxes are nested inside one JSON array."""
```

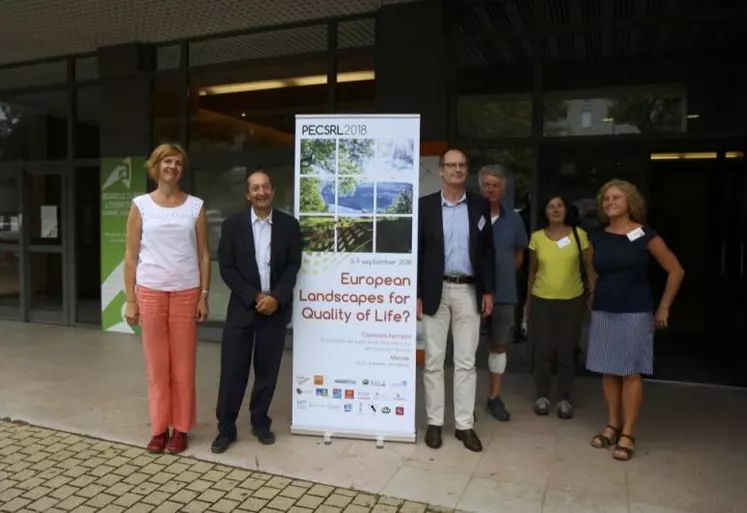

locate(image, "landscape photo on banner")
[[292, 115, 420, 442], [100, 156, 146, 334]]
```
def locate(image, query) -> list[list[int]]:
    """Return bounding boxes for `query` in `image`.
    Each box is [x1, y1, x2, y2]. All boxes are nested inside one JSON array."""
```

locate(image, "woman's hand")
[[655, 306, 669, 330], [124, 301, 139, 326], [196, 297, 209, 323]]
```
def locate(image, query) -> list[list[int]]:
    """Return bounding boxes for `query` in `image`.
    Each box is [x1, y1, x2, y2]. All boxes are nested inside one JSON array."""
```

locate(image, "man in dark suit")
[[417, 148, 495, 452], [211, 170, 302, 453]]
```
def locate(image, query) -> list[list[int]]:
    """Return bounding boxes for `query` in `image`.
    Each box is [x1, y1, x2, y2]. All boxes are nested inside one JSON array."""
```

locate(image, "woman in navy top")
[[586, 180, 684, 461]]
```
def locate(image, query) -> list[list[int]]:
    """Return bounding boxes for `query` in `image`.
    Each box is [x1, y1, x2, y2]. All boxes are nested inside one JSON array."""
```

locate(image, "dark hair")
[[540, 194, 578, 226], [245, 169, 273, 191]]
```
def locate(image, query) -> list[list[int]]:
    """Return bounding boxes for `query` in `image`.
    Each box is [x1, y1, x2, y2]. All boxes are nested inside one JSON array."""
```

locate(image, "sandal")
[[613, 434, 636, 461], [590, 424, 620, 449]]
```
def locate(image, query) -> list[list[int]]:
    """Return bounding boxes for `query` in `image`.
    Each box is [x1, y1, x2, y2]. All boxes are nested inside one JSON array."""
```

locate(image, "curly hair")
[[597, 179, 646, 224]]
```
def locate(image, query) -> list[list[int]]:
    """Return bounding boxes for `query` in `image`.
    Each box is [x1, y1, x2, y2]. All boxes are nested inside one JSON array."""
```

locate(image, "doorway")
[[0, 163, 100, 327], [648, 150, 746, 387]]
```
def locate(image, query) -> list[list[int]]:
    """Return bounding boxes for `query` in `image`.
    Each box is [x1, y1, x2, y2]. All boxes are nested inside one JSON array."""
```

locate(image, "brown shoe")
[[166, 430, 188, 454], [424, 425, 442, 449], [455, 429, 483, 452], [147, 431, 169, 454]]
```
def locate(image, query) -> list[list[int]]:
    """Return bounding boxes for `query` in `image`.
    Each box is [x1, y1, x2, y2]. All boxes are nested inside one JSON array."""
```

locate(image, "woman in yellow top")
[[524, 195, 595, 419]]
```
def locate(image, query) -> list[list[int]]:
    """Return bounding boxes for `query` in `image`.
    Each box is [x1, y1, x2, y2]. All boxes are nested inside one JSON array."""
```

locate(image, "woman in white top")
[[124, 143, 210, 454]]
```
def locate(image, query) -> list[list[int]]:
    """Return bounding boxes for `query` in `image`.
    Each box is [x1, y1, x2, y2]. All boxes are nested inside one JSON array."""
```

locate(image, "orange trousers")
[[136, 285, 200, 435]]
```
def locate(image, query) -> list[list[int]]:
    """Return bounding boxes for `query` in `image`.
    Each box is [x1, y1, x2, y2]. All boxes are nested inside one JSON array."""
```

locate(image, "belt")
[[443, 275, 475, 284]]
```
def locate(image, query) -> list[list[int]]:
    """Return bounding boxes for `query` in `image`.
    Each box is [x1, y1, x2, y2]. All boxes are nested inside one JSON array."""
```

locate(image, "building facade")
[[0, 0, 745, 387]]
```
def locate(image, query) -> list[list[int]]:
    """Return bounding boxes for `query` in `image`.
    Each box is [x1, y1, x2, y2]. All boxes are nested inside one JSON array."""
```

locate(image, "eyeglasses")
[[443, 162, 468, 170]]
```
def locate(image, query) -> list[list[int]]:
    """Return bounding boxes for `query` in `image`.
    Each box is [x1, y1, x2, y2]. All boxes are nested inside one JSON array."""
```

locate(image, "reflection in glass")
[[0, 170, 20, 242], [75, 167, 101, 324], [153, 73, 182, 145], [0, 91, 68, 161], [189, 61, 333, 152], [336, 54, 376, 113], [30, 252, 63, 312], [29, 174, 62, 245], [543, 85, 686, 137], [0, 249, 20, 309], [458, 95, 532, 138], [76, 87, 101, 158]]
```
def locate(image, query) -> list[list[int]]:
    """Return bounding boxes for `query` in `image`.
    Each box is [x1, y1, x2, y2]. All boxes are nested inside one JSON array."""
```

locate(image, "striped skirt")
[[585, 311, 655, 376]]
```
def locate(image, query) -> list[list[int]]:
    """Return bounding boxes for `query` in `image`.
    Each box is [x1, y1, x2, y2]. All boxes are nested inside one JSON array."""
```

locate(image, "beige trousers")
[[421, 282, 481, 430]]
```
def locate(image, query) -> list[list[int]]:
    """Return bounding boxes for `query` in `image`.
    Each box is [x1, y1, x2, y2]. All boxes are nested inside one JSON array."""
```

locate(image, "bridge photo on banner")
[[291, 114, 420, 444]]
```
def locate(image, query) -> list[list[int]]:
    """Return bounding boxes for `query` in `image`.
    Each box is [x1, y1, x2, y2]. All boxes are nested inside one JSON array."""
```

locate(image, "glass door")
[[25, 164, 70, 324], [648, 149, 746, 387], [0, 165, 22, 320]]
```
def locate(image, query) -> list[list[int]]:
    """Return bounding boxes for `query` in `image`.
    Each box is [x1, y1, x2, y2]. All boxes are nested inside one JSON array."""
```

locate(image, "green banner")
[[100, 157, 146, 333]]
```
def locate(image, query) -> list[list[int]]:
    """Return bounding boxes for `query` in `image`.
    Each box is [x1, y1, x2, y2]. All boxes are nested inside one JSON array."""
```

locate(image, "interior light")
[[650, 152, 718, 160], [725, 151, 744, 159], [687, 114, 700, 119], [199, 70, 375, 95], [602, 117, 614, 123]]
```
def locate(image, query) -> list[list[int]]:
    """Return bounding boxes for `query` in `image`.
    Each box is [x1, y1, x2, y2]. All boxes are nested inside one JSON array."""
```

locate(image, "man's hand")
[[481, 294, 493, 318], [256, 294, 279, 316], [416, 298, 423, 321]]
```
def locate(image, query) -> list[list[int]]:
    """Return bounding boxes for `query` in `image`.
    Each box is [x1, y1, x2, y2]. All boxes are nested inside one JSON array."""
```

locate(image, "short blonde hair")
[[146, 143, 188, 182], [597, 179, 646, 224]]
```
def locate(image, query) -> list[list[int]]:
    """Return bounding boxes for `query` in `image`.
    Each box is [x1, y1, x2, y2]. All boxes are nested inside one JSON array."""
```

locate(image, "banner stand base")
[[291, 426, 416, 446]]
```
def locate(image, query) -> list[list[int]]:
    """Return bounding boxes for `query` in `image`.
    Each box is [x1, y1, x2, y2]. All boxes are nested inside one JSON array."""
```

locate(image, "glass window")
[[29, 173, 63, 246], [0, 168, 20, 243], [0, 91, 69, 161], [543, 84, 687, 137], [189, 59, 330, 152], [30, 252, 63, 312], [75, 87, 101, 158], [0, 61, 67, 91], [75, 57, 99, 81], [193, 162, 294, 322], [337, 18, 375, 49], [153, 73, 183, 146], [0, 249, 21, 310], [458, 95, 532, 138], [335, 54, 375, 113]]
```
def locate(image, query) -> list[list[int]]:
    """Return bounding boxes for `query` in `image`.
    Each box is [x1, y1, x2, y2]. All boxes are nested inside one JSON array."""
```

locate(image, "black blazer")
[[417, 191, 495, 316], [218, 208, 302, 327]]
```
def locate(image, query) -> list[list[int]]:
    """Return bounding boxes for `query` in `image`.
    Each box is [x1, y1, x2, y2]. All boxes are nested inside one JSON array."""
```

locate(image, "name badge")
[[556, 237, 571, 249], [477, 215, 486, 232], [627, 227, 644, 242]]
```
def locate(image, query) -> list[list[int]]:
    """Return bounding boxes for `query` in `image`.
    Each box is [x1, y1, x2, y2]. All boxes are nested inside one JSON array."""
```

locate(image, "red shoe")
[[166, 430, 188, 454], [147, 431, 169, 454]]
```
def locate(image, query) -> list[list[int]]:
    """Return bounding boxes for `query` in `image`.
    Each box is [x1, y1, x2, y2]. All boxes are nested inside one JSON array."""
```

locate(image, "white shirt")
[[251, 208, 272, 293], [133, 194, 203, 291]]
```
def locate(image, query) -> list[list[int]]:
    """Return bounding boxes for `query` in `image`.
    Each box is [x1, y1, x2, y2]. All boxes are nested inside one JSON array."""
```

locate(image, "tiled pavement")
[[0, 421, 440, 513]]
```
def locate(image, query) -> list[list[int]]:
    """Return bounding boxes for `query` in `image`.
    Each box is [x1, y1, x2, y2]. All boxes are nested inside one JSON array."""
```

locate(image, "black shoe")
[[211, 434, 235, 454], [534, 397, 550, 416], [556, 400, 574, 420], [455, 429, 483, 452], [487, 396, 511, 421], [251, 427, 276, 445], [424, 425, 442, 449]]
